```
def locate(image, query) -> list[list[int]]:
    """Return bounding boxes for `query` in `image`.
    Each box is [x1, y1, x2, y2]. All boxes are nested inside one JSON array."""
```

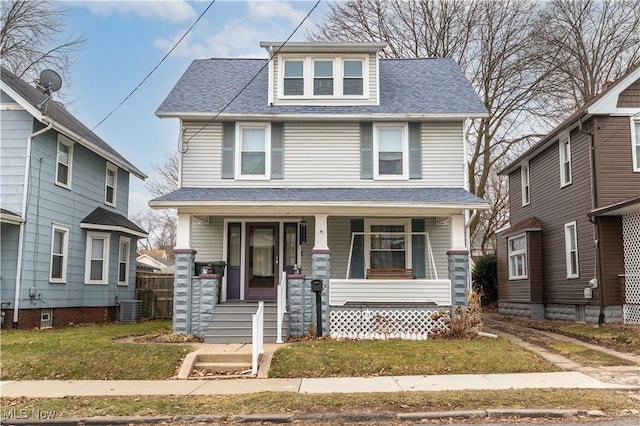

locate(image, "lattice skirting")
[[623, 304, 640, 324], [329, 308, 449, 340]]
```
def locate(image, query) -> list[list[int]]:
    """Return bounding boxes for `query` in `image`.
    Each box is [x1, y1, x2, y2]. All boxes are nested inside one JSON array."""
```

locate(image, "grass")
[[269, 338, 558, 378], [547, 342, 638, 367], [0, 321, 194, 380], [2, 389, 638, 418]]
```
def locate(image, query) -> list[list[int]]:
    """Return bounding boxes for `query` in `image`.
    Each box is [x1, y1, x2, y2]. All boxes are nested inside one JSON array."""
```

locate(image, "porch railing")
[[329, 278, 452, 306], [251, 301, 264, 375], [345, 232, 438, 279], [276, 272, 287, 344]]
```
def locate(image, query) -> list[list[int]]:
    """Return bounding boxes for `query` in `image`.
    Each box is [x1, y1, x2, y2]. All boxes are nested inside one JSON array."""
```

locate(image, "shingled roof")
[[156, 58, 487, 117], [81, 207, 147, 237], [1, 66, 146, 179]]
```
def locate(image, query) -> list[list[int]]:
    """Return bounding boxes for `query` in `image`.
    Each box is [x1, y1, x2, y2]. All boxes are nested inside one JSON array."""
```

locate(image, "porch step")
[[204, 302, 289, 344]]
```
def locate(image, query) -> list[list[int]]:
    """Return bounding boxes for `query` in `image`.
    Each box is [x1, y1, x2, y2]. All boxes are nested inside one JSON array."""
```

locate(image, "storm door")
[[245, 223, 279, 300], [226, 223, 242, 300]]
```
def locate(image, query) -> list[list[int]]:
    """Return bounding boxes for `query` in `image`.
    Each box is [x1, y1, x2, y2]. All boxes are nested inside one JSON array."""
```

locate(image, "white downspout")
[[13, 122, 53, 327]]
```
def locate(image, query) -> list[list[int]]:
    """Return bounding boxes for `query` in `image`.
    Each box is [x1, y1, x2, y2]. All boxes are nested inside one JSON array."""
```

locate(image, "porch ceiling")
[[149, 187, 489, 215]]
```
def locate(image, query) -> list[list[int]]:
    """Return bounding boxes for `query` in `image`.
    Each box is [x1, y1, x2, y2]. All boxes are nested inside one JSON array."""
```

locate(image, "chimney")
[[601, 80, 614, 92]]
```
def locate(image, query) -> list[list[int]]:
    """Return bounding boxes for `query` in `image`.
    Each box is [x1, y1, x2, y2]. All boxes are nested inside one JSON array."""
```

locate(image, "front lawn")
[[269, 338, 558, 378], [0, 321, 194, 380]]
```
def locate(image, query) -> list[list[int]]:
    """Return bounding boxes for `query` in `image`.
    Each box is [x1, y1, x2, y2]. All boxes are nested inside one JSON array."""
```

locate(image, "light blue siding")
[[1, 223, 20, 306], [16, 129, 136, 309], [0, 97, 32, 215]]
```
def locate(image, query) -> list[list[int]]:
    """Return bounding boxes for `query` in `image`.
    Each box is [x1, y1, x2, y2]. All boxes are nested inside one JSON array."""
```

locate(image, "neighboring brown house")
[[497, 65, 640, 324]]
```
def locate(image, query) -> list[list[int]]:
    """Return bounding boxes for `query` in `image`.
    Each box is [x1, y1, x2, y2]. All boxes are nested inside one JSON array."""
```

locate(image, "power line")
[[181, 0, 322, 150], [91, 0, 217, 132]]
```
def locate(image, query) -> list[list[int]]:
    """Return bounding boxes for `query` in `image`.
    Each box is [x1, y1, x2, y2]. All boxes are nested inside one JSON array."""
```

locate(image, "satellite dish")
[[39, 69, 62, 93]]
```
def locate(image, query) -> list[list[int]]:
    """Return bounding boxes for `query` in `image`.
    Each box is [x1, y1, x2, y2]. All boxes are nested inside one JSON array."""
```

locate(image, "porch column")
[[175, 213, 192, 250], [450, 214, 466, 250], [173, 248, 196, 334], [312, 214, 330, 336]]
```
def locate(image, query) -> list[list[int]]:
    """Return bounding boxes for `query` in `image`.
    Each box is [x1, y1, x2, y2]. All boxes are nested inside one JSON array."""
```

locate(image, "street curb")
[[0, 409, 622, 425]]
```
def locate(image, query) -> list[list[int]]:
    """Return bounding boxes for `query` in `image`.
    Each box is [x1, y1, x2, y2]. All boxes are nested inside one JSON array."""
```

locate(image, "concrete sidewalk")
[[1, 371, 637, 398]]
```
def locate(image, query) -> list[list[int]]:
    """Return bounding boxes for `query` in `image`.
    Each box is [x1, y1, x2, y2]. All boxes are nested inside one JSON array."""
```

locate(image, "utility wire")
[[91, 0, 217, 131], [181, 0, 322, 149]]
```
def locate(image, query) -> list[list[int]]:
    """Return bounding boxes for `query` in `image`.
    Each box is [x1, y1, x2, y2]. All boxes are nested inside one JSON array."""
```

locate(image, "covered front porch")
[[151, 187, 488, 340]]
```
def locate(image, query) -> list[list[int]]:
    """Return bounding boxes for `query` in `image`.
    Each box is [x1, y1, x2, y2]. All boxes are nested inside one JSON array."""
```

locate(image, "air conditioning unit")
[[119, 299, 141, 323]]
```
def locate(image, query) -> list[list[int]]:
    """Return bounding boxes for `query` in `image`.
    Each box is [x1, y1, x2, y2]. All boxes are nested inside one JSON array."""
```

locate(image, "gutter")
[[13, 122, 53, 328]]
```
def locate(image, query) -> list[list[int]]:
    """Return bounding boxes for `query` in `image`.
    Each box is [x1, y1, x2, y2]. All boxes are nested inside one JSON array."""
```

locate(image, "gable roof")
[[500, 64, 640, 176], [0, 66, 146, 180], [81, 207, 148, 238], [156, 58, 487, 119]]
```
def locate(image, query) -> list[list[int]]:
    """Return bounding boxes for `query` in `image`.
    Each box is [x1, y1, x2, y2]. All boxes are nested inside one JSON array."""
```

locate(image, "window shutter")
[[409, 122, 422, 179], [271, 123, 284, 179], [360, 122, 373, 179], [411, 219, 426, 278], [222, 122, 235, 179], [350, 219, 365, 278]]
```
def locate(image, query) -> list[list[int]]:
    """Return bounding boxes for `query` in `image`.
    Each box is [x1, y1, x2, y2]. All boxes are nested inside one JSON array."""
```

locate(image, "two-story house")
[[151, 42, 488, 342], [0, 66, 147, 329], [497, 65, 640, 324]]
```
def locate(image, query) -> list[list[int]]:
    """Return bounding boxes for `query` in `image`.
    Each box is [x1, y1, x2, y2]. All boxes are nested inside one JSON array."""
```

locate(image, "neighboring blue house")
[[0, 66, 147, 329], [151, 42, 488, 343]]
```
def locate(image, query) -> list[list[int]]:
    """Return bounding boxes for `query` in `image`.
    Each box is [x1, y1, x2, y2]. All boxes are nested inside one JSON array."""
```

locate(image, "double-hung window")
[[50, 224, 69, 283], [283, 60, 304, 96], [118, 237, 130, 285], [508, 234, 527, 279], [343, 60, 363, 95], [632, 118, 640, 172], [236, 123, 270, 179], [85, 232, 110, 284], [564, 222, 579, 278], [559, 133, 572, 186], [374, 123, 408, 179], [105, 163, 117, 206], [366, 220, 411, 270], [521, 163, 530, 206], [56, 136, 73, 188], [313, 60, 334, 96]]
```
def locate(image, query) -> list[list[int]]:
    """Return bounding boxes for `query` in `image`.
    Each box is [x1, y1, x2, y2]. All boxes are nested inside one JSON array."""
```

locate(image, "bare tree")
[[537, 0, 640, 114], [147, 150, 180, 198], [0, 0, 85, 82]]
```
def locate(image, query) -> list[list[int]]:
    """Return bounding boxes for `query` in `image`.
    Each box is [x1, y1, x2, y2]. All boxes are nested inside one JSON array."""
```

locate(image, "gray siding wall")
[[0, 103, 33, 215], [16, 127, 135, 309], [508, 127, 596, 305], [181, 121, 465, 187]]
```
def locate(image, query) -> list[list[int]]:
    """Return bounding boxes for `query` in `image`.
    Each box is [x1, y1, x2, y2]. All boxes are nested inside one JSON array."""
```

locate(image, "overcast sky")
[[57, 1, 329, 215]]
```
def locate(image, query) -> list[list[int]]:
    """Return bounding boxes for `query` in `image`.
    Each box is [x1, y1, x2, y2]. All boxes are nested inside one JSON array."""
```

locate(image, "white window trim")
[[55, 135, 73, 189], [632, 117, 640, 172], [559, 132, 572, 187], [507, 234, 528, 280], [85, 231, 110, 285], [105, 163, 117, 207], [49, 224, 69, 283], [364, 218, 412, 271], [234, 122, 271, 180], [564, 221, 579, 279], [278, 54, 369, 100], [312, 58, 335, 96], [521, 162, 530, 206], [373, 122, 409, 180], [118, 236, 130, 286]]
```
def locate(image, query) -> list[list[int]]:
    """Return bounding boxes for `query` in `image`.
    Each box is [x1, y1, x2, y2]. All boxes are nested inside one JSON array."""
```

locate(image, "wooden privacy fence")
[[135, 273, 174, 319]]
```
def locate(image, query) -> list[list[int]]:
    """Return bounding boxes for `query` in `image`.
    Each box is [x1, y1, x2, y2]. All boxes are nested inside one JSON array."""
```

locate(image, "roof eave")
[[155, 111, 489, 121], [149, 199, 490, 210]]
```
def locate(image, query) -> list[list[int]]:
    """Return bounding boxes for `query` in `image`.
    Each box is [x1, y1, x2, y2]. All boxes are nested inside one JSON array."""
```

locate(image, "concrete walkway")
[[1, 370, 637, 398]]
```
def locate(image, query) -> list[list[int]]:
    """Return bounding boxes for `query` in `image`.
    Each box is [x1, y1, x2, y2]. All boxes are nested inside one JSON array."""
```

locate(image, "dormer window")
[[278, 55, 368, 100], [283, 60, 304, 96], [313, 60, 334, 95], [343, 60, 363, 95]]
